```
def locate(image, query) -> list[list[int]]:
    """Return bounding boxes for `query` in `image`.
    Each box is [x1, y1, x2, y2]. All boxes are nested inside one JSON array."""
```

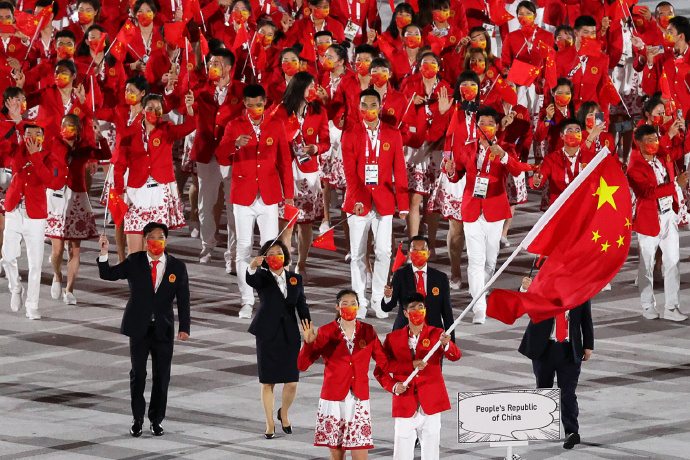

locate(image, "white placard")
[[457, 389, 561, 443]]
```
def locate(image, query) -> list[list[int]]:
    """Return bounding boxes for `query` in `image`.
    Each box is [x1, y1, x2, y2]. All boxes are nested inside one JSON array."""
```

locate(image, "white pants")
[[637, 212, 680, 311], [197, 157, 235, 263], [234, 194, 279, 305], [394, 408, 441, 460], [2, 207, 46, 310], [464, 214, 504, 313], [349, 210, 393, 309]]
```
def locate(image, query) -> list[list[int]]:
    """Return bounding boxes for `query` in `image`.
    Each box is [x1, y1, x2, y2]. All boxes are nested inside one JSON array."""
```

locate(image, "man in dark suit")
[[382, 235, 455, 341], [518, 277, 594, 450], [98, 222, 190, 438]]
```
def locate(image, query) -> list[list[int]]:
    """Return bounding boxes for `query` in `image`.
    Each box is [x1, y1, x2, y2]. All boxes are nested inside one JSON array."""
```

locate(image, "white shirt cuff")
[[393, 382, 402, 395], [384, 295, 392, 303], [443, 342, 450, 352], [247, 267, 257, 275], [500, 153, 509, 164], [98, 254, 108, 262]]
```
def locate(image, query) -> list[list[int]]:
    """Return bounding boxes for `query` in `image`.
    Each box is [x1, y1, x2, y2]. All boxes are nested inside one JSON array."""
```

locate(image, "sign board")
[[457, 389, 561, 443]]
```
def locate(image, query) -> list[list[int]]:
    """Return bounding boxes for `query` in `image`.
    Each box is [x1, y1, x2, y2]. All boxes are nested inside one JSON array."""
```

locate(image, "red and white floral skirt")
[[124, 177, 185, 234], [45, 187, 99, 240], [404, 143, 443, 195], [325, 122, 346, 190], [506, 172, 528, 206], [279, 162, 324, 224], [314, 391, 373, 450], [427, 173, 466, 222]]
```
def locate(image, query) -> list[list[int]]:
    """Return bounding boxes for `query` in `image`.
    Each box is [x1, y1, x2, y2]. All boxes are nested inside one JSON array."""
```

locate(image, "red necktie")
[[555, 311, 569, 342], [151, 260, 160, 291], [415, 271, 426, 296]]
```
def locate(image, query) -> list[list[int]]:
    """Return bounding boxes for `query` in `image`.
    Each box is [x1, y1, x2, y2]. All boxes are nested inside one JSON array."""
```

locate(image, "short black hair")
[[574, 15, 597, 30], [259, 239, 291, 268], [55, 59, 78, 77], [635, 124, 657, 142], [328, 43, 348, 61], [55, 29, 76, 43], [369, 57, 392, 72], [576, 100, 601, 126], [141, 93, 163, 108], [211, 48, 236, 67], [476, 106, 500, 124], [404, 292, 425, 310], [133, 0, 157, 14], [77, 0, 101, 10], [355, 43, 378, 58], [2, 86, 24, 116], [408, 235, 430, 251], [23, 124, 44, 134], [555, 24, 574, 39], [359, 88, 381, 103], [516, 0, 537, 15], [0, 1, 13, 13], [642, 96, 664, 118], [559, 117, 581, 133], [669, 16, 690, 43], [314, 30, 333, 41], [336, 288, 359, 304], [125, 74, 149, 94], [432, 0, 449, 10], [143, 222, 168, 238], [243, 84, 266, 100]]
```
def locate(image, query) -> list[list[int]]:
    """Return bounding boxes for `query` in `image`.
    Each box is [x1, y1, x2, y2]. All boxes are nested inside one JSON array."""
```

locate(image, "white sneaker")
[[319, 221, 330, 234], [238, 304, 253, 319], [51, 278, 62, 300], [25, 307, 41, 320], [225, 260, 236, 275], [641, 307, 659, 320], [366, 272, 372, 290], [449, 277, 462, 290], [500, 236, 511, 248], [663, 308, 688, 322], [190, 227, 200, 239], [199, 248, 213, 264], [371, 301, 389, 319], [63, 292, 77, 305], [10, 287, 24, 312], [356, 306, 367, 319], [472, 310, 486, 324], [345, 252, 351, 262]]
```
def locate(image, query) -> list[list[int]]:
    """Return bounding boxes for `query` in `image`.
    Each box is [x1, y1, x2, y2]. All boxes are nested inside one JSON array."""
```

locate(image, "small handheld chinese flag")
[[108, 188, 128, 226], [283, 203, 300, 229], [299, 38, 316, 62], [391, 242, 407, 272], [313, 228, 337, 251], [232, 24, 250, 52], [14, 11, 38, 37], [376, 33, 395, 60], [488, 0, 514, 26], [506, 60, 540, 87]]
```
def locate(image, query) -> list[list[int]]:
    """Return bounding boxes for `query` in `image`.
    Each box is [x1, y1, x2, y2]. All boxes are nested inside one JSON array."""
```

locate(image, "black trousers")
[[129, 323, 174, 424], [532, 341, 581, 435]]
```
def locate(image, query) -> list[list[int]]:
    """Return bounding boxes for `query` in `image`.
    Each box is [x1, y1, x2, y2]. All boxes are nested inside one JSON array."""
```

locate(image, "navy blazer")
[[246, 268, 311, 343], [519, 301, 594, 364], [98, 251, 191, 342], [381, 264, 455, 342]]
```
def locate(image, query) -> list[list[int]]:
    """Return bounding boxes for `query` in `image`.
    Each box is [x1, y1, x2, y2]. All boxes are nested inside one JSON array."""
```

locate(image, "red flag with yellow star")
[[487, 152, 632, 324], [506, 60, 540, 87]]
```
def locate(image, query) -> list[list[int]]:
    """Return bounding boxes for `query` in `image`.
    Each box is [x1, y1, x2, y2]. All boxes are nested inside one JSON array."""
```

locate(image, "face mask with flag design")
[[60, 126, 77, 140], [266, 254, 284, 270], [420, 62, 438, 79], [137, 12, 154, 27], [355, 61, 370, 76], [408, 308, 426, 326], [460, 84, 478, 101], [147, 240, 165, 256], [563, 132, 582, 147], [340, 306, 358, 321], [78, 11, 94, 25], [360, 109, 378, 122], [396, 15, 411, 28], [231, 10, 249, 23]]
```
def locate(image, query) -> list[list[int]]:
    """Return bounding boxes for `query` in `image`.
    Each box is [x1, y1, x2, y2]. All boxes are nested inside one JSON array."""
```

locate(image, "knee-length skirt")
[[45, 186, 98, 240], [124, 177, 185, 234]]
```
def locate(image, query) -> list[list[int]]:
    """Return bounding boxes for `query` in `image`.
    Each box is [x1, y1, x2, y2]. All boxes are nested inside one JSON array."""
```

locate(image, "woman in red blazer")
[[379, 3, 416, 53], [463, 47, 502, 108], [46, 114, 111, 306], [116, 92, 196, 253], [298, 289, 413, 456], [75, 25, 126, 110], [127, 0, 165, 76], [389, 23, 424, 86], [535, 77, 576, 163], [576, 101, 617, 157], [271, 72, 330, 280]]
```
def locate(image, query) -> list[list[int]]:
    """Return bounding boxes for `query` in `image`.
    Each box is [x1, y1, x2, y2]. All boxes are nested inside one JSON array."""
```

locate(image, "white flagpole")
[[401, 147, 612, 386]]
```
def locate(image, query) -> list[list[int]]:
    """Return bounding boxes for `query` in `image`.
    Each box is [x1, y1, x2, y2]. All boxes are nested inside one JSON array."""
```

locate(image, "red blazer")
[[330, 0, 381, 44], [379, 87, 410, 129], [218, 114, 294, 206], [389, 49, 417, 86], [189, 80, 247, 164], [334, 72, 368, 128], [495, 104, 533, 162], [297, 320, 413, 401], [501, 27, 554, 69], [26, 85, 94, 143], [95, 106, 144, 165], [627, 141, 682, 237], [269, 103, 330, 174], [127, 27, 165, 68], [5, 144, 67, 219], [642, 50, 690, 118], [556, 47, 609, 110], [144, 48, 198, 95], [448, 140, 522, 223], [374, 324, 461, 418], [399, 74, 451, 148], [116, 116, 196, 191], [530, 148, 597, 205], [53, 137, 111, 193], [0, 37, 29, 96], [341, 121, 409, 216], [286, 17, 346, 47], [534, 105, 573, 153]]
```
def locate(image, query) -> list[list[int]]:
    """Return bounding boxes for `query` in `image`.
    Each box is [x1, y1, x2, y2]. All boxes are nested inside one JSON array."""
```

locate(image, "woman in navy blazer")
[[246, 240, 310, 439]]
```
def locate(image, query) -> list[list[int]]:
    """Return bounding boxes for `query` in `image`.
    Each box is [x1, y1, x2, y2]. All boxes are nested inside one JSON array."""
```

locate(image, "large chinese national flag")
[[487, 153, 632, 324]]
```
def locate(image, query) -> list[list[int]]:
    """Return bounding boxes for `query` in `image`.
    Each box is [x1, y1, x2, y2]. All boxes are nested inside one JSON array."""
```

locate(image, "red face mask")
[[404, 35, 422, 49], [664, 33, 674, 46], [471, 39, 487, 49], [89, 37, 105, 53], [57, 45, 75, 59], [396, 15, 411, 29], [55, 73, 71, 88], [420, 62, 438, 79], [60, 126, 77, 140], [340, 306, 358, 321], [460, 85, 478, 101], [322, 58, 335, 72], [355, 61, 370, 76], [645, 141, 660, 154], [481, 125, 496, 139], [554, 94, 571, 107], [316, 43, 330, 57], [433, 10, 450, 23], [407, 308, 426, 326], [306, 88, 319, 102], [145, 110, 161, 124], [20, 101, 26, 114], [659, 14, 674, 29], [266, 254, 284, 271], [78, 11, 94, 25], [312, 8, 329, 19], [259, 33, 273, 47], [360, 109, 378, 122], [231, 9, 249, 24], [371, 72, 389, 87], [585, 116, 595, 130], [518, 14, 535, 28], [563, 132, 582, 147], [409, 250, 429, 267], [247, 106, 264, 120], [651, 114, 664, 126], [470, 61, 485, 75], [208, 65, 222, 81], [282, 61, 299, 76], [125, 93, 139, 105], [147, 239, 165, 256], [137, 12, 154, 27]]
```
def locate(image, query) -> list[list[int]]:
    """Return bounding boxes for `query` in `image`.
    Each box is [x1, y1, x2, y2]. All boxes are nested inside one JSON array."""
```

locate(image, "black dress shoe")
[[150, 423, 165, 436], [277, 407, 292, 434], [130, 419, 143, 437], [563, 432, 580, 449], [264, 433, 275, 439]]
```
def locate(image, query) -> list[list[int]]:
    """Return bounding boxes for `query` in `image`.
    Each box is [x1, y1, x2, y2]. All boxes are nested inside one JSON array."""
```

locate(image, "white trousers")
[[234, 194, 279, 305], [349, 210, 392, 309], [464, 214, 504, 313], [197, 157, 235, 262], [394, 408, 441, 460], [2, 208, 46, 310], [637, 212, 680, 311]]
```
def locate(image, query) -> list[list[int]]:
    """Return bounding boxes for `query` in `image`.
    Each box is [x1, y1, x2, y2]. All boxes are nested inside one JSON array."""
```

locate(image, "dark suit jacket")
[[381, 264, 455, 342], [98, 251, 191, 342], [519, 301, 594, 364], [246, 268, 311, 343]]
